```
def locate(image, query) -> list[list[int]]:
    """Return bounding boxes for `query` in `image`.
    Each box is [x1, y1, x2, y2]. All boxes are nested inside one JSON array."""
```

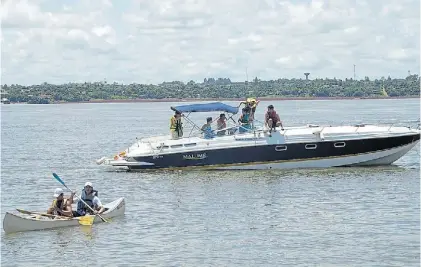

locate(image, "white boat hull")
[[3, 198, 126, 234]]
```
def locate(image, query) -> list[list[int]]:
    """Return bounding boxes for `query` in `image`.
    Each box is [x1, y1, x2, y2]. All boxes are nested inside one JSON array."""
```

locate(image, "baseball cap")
[[85, 182, 93, 187], [53, 188, 63, 197]]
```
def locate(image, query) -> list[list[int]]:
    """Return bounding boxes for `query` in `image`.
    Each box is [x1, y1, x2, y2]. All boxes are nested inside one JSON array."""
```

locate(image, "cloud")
[[1, 0, 419, 85]]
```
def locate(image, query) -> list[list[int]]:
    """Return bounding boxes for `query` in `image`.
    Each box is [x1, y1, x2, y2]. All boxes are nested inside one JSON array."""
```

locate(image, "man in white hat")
[[74, 182, 105, 217], [47, 188, 75, 217]]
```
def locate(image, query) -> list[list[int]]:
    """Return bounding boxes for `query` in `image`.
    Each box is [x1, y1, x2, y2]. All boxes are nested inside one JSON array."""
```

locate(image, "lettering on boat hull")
[[183, 153, 208, 160]]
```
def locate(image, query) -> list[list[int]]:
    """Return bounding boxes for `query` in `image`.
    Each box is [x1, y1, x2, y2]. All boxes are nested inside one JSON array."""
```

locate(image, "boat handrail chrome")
[[132, 119, 420, 147]]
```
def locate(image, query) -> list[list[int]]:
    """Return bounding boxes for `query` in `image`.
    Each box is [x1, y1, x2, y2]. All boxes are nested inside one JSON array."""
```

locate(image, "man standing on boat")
[[240, 98, 260, 121], [73, 182, 105, 217], [170, 111, 183, 139], [239, 98, 260, 129]]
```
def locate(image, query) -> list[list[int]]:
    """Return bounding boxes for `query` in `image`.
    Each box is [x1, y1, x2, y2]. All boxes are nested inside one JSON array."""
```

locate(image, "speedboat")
[[96, 102, 420, 171]]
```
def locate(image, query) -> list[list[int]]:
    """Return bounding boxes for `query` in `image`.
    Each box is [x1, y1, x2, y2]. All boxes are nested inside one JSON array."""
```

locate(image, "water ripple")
[[1, 99, 420, 266]]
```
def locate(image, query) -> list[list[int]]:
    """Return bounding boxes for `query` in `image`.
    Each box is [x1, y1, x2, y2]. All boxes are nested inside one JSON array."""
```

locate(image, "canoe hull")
[[3, 197, 125, 234]]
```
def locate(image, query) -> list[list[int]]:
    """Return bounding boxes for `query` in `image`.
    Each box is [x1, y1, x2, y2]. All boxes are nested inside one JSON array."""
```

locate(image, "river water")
[[1, 99, 420, 266]]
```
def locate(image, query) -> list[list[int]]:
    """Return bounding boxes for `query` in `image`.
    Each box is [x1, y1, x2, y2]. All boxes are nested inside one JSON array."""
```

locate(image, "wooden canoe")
[[3, 197, 125, 234]]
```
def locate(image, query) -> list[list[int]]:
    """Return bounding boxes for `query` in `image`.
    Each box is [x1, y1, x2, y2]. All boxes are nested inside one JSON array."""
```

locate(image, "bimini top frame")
[[170, 102, 239, 114], [170, 102, 241, 138]]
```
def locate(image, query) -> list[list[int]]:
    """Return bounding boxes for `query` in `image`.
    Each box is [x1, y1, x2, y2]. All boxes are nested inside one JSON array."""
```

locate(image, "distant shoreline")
[[49, 95, 421, 104], [4, 95, 420, 105]]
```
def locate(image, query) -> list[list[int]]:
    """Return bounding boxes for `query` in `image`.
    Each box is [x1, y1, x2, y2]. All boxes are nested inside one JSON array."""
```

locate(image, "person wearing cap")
[[265, 104, 283, 136], [240, 98, 260, 121], [201, 117, 215, 139], [73, 182, 105, 217], [46, 188, 75, 217], [170, 110, 183, 139]]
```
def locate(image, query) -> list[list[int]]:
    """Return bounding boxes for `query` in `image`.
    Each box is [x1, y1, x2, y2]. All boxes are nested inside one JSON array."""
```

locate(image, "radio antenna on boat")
[[245, 67, 249, 98], [246, 67, 249, 83]]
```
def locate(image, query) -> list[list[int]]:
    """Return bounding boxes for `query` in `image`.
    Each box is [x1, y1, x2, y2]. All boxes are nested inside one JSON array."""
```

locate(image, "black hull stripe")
[[126, 142, 416, 171], [127, 134, 420, 170]]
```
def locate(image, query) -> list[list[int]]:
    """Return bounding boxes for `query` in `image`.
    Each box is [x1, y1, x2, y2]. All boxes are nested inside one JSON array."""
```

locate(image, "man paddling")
[[47, 188, 75, 217], [73, 182, 105, 217]]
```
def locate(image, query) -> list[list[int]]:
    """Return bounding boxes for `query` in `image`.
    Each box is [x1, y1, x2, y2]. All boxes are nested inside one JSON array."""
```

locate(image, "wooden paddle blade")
[[78, 216, 95, 226], [16, 208, 73, 220], [16, 208, 33, 215], [17, 209, 55, 218]]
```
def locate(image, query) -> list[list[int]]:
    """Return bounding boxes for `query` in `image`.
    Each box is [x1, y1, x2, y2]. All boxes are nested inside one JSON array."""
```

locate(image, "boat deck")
[[121, 124, 420, 158]]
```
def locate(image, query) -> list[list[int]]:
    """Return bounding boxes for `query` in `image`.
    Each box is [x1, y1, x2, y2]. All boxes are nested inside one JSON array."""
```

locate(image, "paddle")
[[49, 206, 95, 226], [78, 215, 95, 226], [16, 208, 72, 220], [16, 208, 95, 226], [52, 173, 108, 223]]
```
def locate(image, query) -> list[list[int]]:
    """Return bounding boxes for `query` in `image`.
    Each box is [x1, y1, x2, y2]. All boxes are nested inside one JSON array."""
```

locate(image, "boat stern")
[[96, 141, 155, 167]]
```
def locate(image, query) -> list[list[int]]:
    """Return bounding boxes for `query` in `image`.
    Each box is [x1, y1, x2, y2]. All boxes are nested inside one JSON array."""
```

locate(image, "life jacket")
[[51, 199, 66, 216], [240, 113, 250, 124], [170, 117, 182, 133], [76, 189, 99, 215]]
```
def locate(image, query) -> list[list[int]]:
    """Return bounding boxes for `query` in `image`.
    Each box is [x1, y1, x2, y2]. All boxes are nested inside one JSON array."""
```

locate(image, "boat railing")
[[132, 118, 420, 149], [349, 119, 421, 133], [279, 119, 421, 142], [136, 119, 266, 146], [181, 118, 267, 139], [336, 118, 420, 128]]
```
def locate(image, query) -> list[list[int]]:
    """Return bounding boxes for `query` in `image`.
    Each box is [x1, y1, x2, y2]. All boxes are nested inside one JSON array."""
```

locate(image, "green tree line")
[[1, 74, 419, 104]]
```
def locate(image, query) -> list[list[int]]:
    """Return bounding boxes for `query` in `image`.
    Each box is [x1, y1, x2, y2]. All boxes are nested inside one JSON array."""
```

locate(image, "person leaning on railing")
[[238, 107, 252, 133]]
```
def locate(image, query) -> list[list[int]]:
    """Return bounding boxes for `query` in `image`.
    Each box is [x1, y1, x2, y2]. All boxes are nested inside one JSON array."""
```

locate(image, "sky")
[[1, 0, 420, 85]]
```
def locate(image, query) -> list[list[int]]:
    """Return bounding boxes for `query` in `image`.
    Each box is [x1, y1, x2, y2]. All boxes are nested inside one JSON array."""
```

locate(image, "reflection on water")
[[79, 225, 94, 239]]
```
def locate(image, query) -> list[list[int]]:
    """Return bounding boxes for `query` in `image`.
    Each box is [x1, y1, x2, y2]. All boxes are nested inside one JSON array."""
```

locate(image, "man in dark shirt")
[[265, 105, 284, 136]]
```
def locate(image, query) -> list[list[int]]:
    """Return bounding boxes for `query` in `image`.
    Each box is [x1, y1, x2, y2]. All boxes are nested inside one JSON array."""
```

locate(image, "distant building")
[[0, 89, 8, 97]]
